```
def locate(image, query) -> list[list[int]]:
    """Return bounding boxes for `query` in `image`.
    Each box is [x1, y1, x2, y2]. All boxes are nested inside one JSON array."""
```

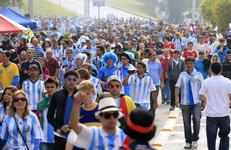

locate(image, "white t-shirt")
[[199, 75, 231, 117]]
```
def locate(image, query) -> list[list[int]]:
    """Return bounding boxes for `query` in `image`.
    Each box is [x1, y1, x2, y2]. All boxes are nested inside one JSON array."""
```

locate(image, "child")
[[38, 77, 59, 150], [66, 80, 101, 150]]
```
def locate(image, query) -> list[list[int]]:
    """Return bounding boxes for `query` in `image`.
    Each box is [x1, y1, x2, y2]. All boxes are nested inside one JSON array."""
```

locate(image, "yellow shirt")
[[0, 62, 19, 89]]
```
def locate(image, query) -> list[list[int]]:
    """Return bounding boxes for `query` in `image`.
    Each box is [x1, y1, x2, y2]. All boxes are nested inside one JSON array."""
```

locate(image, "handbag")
[[13, 116, 30, 150]]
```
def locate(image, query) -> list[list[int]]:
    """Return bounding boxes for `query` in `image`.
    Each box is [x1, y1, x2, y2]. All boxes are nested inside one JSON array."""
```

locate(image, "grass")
[[22, 0, 78, 16], [106, 0, 156, 18]]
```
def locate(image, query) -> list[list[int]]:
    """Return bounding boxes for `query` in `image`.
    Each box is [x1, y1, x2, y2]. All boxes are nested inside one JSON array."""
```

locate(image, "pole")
[[28, 0, 34, 18], [192, 0, 196, 23], [84, 0, 90, 18], [98, 6, 100, 19]]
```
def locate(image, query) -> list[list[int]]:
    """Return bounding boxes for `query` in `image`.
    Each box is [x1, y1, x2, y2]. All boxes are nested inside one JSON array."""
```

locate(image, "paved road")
[[47, 0, 143, 19], [152, 107, 231, 150]]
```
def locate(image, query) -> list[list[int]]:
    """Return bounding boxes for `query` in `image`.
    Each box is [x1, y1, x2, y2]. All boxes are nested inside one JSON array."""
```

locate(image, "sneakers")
[[169, 106, 175, 111], [184, 143, 191, 149], [192, 141, 198, 149]]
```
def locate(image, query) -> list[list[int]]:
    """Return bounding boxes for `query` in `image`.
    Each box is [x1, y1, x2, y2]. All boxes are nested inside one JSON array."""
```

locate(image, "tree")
[[200, 0, 214, 22], [200, 0, 231, 32], [211, 0, 231, 31], [0, 0, 11, 7]]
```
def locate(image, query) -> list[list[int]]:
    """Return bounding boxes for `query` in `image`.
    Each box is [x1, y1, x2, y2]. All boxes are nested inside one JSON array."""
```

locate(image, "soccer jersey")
[[90, 76, 102, 101], [175, 69, 203, 105], [128, 74, 156, 108], [22, 79, 45, 110], [80, 105, 101, 127], [74, 126, 126, 150], [0, 62, 19, 89], [41, 107, 54, 143], [0, 112, 43, 149]]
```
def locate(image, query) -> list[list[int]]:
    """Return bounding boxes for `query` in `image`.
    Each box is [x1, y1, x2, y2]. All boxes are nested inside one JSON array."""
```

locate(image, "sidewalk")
[[152, 109, 231, 150]]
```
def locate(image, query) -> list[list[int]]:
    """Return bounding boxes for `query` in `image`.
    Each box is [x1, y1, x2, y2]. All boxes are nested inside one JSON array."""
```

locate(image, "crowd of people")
[[0, 16, 231, 150]]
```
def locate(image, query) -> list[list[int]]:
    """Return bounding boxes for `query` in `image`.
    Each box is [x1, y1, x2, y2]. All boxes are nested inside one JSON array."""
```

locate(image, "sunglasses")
[[66, 52, 72, 54], [14, 97, 27, 102], [109, 84, 120, 89], [100, 112, 119, 119], [66, 77, 77, 83]]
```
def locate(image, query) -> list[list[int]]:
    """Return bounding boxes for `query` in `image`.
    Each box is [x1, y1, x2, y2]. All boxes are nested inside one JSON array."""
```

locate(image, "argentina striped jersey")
[[175, 69, 203, 105], [22, 79, 46, 110], [128, 73, 156, 104], [0, 112, 43, 149], [74, 126, 126, 150]]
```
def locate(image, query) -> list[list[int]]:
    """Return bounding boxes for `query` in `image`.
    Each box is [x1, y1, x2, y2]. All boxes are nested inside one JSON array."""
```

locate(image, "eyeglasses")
[[14, 97, 27, 102], [100, 112, 119, 119], [66, 77, 77, 83], [66, 52, 72, 54], [109, 84, 120, 89]]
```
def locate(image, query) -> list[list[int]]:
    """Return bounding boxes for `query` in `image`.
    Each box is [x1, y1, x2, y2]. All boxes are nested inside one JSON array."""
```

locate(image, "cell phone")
[[128, 70, 136, 74]]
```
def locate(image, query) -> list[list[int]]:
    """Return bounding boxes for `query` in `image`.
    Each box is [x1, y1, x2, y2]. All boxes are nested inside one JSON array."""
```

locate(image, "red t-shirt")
[[160, 56, 171, 80], [182, 50, 197, 59], [163, 42, 175, 49]]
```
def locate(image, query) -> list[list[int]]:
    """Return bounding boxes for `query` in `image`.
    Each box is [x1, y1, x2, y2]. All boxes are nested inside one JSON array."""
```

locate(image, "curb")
[[152, 108, 181, 149]]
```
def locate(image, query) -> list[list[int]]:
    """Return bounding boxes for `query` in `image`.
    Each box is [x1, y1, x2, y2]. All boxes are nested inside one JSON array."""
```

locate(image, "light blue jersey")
[[0, 112, 43, 149], [22, 79, 45, 110]]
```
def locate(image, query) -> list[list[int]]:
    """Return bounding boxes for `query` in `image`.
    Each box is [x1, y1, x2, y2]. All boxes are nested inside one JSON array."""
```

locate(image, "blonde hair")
[[78, 80, 95, 91], [8, 90, 30, 119]]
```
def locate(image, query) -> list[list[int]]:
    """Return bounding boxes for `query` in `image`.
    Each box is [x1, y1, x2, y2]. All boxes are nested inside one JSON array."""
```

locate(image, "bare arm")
[[200, 95, 206, 110], [70, 91, 85, 134], [123, 74, 132, 86], [175, 87, 180, 107], [229, 94, 231, 104]]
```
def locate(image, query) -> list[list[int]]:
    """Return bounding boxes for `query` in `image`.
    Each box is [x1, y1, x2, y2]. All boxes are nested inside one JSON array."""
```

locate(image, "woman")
[[0, 86, 17, 127], [0, 90, 43, 150]]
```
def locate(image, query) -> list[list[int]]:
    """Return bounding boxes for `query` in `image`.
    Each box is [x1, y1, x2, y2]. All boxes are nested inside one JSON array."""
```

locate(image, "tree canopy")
[[200, 0, 231, 31]]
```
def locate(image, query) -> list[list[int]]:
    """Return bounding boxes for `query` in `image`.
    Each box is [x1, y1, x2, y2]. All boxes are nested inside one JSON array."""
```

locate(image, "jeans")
[[161, 79, 171, 102], [40, 143, 54, 150], [169, 80, 178, 107], [206, 116, 230, 150], [181, 104, 201, 143]]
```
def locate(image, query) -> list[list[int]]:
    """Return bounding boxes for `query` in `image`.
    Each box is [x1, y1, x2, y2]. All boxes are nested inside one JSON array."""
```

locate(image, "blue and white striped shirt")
[[128, 74, 156, 107], [0, 112, 43, 149], [90, 76, 102, 101], [22, 79, 45, 110], [175, 69, 203, 105], [41, 107, 54, 143], [74, 126, 126, 150]]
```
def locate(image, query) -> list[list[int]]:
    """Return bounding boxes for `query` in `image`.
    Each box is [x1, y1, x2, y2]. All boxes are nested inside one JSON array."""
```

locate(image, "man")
[[39, 77, 59, 150], [45, 49, 60, 77], [194, 36, 210, 56], [47, 70, 78, 150], [114, 52, 135, 96], [0, 51, 20, 89], [172, 32, 182, 51], [182, 42, 198, 59], [214, 39, 229, 63], [32, 38, 44, 61], [92, 45, 105, 70], [159, 48, 171, 104], [70, 96, 126, 149], [194, 51, 210, 79], [107, 75, 136, 117], [167, 50, 185, 110], [175, 57, 204, 149], [98, 52, 118, 90], [143, 50, 164, 98], [222, 50, 231, 80], [22, 64, 46, 112], [20, 48, 42, 87], [62, 49, 75, 69], [199, 62, 231, 150], [123, 62, 157, 116]]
